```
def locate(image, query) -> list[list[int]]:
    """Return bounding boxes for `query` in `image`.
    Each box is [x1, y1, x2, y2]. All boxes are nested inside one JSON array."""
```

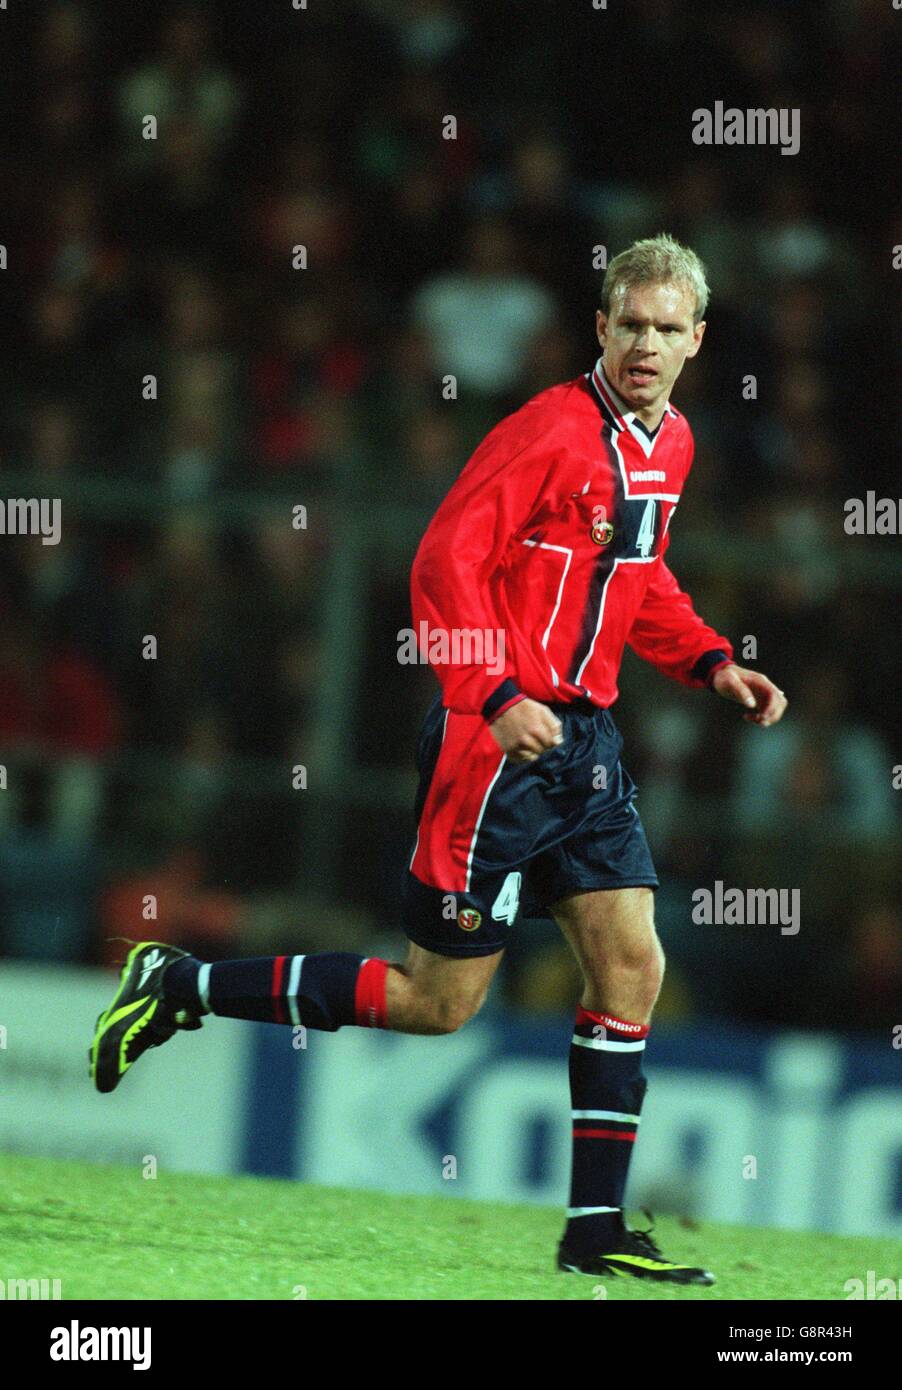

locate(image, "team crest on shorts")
[[591, 515, 614, 546], [457, 908, 482, 932]]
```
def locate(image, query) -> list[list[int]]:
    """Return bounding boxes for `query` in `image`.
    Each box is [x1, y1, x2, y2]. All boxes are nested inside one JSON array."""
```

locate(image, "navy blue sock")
[[563, 1005, 649, 1254], [164, 953, 388, 1032]]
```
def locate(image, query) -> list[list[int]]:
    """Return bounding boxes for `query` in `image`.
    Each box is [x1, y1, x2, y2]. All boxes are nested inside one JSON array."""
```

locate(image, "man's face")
[[596, 281, 705, 422]]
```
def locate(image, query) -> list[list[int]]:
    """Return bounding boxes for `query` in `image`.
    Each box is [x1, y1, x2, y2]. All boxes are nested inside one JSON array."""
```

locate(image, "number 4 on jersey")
[[635, 499, 657, 558], [491, 871, 522, 924]]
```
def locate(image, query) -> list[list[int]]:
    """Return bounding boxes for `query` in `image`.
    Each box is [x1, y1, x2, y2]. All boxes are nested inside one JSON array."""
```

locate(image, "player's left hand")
[[711, 663, 788, 727]]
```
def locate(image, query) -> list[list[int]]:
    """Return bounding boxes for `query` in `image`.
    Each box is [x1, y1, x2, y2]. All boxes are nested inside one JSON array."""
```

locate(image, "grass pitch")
[[1, 1152, 896, 1301]]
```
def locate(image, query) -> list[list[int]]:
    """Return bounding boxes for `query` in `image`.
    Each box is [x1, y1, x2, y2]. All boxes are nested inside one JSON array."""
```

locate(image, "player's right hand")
[[489, 698, 564, 764]]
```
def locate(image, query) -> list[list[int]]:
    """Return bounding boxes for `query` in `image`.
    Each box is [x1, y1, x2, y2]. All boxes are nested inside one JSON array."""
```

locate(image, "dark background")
[[0, 0, 898, 1033]]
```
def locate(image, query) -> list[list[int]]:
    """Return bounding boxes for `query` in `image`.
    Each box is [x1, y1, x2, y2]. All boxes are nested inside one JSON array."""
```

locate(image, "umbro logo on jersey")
[[630, 469, 666, 482]]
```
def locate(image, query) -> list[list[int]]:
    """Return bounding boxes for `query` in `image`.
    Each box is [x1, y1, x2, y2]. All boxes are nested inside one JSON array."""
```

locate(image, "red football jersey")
[[410, 357, 733, 719]]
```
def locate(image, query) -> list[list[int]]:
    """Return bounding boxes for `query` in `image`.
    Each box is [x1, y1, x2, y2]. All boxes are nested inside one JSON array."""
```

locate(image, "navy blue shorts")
[[401, 693, 658, 957]]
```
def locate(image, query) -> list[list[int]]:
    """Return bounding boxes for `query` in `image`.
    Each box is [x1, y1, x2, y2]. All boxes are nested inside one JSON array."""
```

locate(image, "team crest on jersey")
[[591, 516, 614, 546], [457, 908, 482, 932]]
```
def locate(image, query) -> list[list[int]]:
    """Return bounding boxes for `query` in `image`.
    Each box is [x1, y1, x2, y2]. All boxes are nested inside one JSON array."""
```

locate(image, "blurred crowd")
[[0, 0, 898, 1031]]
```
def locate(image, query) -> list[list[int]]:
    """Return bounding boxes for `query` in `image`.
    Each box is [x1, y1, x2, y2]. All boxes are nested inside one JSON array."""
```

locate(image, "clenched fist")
[[489, 698, 564, 764]]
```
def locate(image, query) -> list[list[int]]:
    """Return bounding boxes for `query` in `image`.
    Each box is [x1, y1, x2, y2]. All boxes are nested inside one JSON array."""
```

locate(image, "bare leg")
[[552, 886, 664, 1023], [384, 941, 503, 1034]]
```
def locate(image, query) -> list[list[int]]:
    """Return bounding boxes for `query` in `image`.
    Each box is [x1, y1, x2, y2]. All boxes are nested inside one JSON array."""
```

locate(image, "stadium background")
[[0, 0, 899, 1239]]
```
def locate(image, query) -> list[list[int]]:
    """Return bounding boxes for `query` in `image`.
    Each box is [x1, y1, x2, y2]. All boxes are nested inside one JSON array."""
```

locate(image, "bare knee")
[[388, 943, 502, 1035], [582, 928, 665, 1016], [423, 989, 486, 1034], [618, 930, 665, 982]]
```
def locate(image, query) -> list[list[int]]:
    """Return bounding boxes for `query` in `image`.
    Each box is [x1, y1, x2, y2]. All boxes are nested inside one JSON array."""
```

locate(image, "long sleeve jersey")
[[410, 357, 734, 721]]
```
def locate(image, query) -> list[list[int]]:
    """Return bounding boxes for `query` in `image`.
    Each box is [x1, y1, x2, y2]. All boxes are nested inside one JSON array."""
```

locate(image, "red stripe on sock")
[[354, 958, 388, 1028], [572, 1128, 637, 1141], [272, 955, 287, 1024], [575, 1005, 649, 1039]]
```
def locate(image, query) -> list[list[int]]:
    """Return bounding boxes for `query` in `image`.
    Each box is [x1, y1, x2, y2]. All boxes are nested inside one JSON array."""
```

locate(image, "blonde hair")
[[601, 233, 709, 324]]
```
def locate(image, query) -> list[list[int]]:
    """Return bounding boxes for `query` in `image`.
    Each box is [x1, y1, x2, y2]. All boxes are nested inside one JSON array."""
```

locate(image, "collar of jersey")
[[591, 356, 677, 457]]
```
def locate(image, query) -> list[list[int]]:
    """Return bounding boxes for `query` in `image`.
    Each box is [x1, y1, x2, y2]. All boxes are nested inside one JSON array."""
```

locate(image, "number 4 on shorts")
[[491, 871, 522, 925]]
